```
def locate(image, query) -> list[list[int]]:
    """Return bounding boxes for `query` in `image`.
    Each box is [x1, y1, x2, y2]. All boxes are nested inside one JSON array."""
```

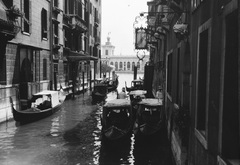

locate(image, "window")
[[43, 59, 47, 80], [137, 62, 140, 70], [89, 46, 92, 55], [167, 53, 173, 96], [64, 27, 70, 48], [77, 1, 82, 18], [124, 62, 126, 70], [119, 62, 123, 69], [89, 2, 92, 14], [221, 9, 239, 164], [191, 0, 205, 11], [22, 0, 31, 33], [195, 19, 211, 149], [115, 62, 118, 71], [34, 50, 40, 82], [2, 0, 13, 8], [196, 29, 208, 135], [127, 62, 130, 70], [64, 63, 68, 83], [105, 50, 108, 55], [0, 42, 6, 85], [82, 0, 86, 21], [84, 36, 87, 52], [41, 8, 47, 39], [64, 0, 69, 14], [53, 22, 59, 44], [54, 0, 58, 7], [176, 47, 180, 104], [132, 62, 135, 71]]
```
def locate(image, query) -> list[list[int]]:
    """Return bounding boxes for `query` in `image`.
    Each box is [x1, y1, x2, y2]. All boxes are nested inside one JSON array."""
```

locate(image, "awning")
[[67, 51, 98, 61]]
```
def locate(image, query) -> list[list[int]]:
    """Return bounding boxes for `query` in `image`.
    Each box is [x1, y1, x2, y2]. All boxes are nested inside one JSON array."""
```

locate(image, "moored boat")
[[92, 83, 108, 103], [101, 99, 133, 140], [125, 79, 144, 92], [134, 98, 164, 135], [106, 76, 119, 93], [129, 90, 147, 120], [10, 90, 66, 124]]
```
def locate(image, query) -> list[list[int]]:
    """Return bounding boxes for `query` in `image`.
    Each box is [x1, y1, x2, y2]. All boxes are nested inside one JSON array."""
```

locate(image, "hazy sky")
[[101, 0, 148, 55]]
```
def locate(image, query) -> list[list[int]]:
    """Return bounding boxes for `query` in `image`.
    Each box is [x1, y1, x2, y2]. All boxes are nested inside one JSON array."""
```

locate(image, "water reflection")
[[99, 137, 133, 165], [95, 91, 135, 165]]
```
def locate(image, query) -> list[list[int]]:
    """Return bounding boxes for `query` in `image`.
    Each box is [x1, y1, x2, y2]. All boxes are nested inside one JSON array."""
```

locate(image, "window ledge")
[[22, 31, 30, 36], [218, 156, 240, 165], [194, 128, 207, 149]]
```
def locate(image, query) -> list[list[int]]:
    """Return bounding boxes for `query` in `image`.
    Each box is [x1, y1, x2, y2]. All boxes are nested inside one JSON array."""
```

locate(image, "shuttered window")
[[41, 8, 47, 39]]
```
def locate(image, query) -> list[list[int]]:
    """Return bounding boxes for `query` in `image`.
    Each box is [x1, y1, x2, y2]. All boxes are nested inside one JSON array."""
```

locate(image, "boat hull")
[[10, 90, 66, 124], [12, 104, 62, 124], [92, 92, 107, 103], [103, 125, 131, 140], [101, 99, 133, 140], [134, 99, 164, 136]]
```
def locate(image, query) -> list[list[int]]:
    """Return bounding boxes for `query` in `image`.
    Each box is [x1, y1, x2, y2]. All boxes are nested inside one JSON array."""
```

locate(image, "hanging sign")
[[135, 28, 148, 50]]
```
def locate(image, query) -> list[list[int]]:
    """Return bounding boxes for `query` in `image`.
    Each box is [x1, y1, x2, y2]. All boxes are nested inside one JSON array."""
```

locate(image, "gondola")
[[106, 77, 119, 93], [125, 79, 144, 92], [133, 98, 164, 135], [101, 99, 133, 140], [92, 83, 108, 103], [129, 90, 147, 120], [10, 90, 66, 124]]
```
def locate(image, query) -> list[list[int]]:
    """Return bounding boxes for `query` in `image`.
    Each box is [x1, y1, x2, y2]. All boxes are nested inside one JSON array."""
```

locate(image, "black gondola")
[[125, 79, 144, 92], [134, 98, 164, 135], [92, 83, 108, 103], [101, 99, 133, 140], [106, 76, 119, 92], [10, 90, 66, 124]]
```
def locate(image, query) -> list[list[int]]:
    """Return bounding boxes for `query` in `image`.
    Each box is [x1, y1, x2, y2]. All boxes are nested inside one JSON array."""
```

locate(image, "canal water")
[[0, 73, 174, 165]]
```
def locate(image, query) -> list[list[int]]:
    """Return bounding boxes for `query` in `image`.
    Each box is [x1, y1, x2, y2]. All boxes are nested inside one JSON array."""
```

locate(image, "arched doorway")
[[20, 57, 32, 99]]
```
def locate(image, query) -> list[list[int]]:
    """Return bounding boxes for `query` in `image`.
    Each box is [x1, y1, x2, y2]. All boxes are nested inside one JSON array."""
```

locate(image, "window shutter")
[[41, 9, 44, 39], [29, 0, 32, 34], [21, 0, 24, 32]]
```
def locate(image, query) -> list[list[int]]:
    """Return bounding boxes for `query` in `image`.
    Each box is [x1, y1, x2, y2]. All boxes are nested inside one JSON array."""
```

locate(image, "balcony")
[[167, 0, 184, 13], [52, 6, 61, 15], [94, 36, 100, 47], [94, 17, 99, 27], [68, 15, 88, 33]]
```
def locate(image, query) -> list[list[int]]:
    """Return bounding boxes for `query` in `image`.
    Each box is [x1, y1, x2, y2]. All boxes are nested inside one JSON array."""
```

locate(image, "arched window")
[[115, 62, 118, 71], [119, 62, 123, 70], [132, 62, 135, 71], [110, 62, 113, 65], [127, 62, 130, 70], [137, 62, 140, 70]]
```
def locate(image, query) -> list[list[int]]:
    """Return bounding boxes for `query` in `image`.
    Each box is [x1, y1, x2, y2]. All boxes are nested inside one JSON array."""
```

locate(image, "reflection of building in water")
[[101, 36, 149, 73]]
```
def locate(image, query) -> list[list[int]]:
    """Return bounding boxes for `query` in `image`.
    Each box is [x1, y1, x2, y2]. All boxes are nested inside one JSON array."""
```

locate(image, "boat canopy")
[[132, 79, 143, 83], [129, 90, 147, 96], [104, 99, 131, 108], [32, 90, 60, 107], [139, 98, 163, 106]]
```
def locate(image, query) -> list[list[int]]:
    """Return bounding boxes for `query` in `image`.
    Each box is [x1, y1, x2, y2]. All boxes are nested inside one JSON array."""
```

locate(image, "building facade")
[[145, 0, 239, 165], [0, 0, 102, 123], [101, 36, 149, 74]]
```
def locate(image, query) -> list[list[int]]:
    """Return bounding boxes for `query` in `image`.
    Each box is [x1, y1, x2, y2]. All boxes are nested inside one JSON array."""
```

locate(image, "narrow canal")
[[0, 73, 174, 165]]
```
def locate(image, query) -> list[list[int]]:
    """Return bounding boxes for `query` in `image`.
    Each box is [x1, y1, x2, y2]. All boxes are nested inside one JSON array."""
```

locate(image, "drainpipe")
[[49, 0, 53, 90]]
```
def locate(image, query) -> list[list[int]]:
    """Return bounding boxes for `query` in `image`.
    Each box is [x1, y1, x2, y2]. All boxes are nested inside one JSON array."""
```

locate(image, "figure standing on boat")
[[118, 87, 127, 99], [156, 85, 163, 101]]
